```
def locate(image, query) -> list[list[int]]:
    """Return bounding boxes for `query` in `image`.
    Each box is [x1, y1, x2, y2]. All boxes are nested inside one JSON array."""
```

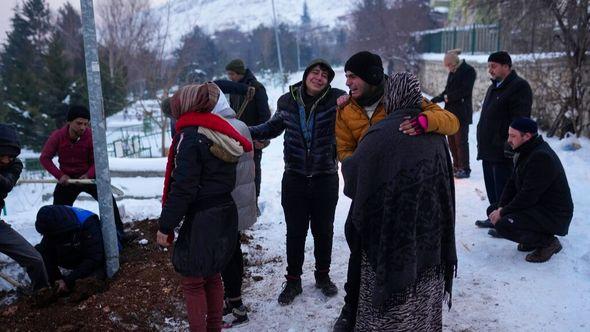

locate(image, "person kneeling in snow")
[[35, 205, 106, 294], [488, 118, 573, 263], [157, 83, 252, 332]]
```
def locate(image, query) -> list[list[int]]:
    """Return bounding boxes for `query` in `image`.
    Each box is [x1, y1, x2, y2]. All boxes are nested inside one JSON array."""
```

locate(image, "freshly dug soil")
[[0, 219, 188, 331]]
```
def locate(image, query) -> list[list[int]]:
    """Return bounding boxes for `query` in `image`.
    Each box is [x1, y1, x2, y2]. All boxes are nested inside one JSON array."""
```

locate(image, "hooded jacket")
[[35, 205, 105, 288], [0, 124, 22, 211], [249, 60, 346, 177], [213, 94, 257, 231]]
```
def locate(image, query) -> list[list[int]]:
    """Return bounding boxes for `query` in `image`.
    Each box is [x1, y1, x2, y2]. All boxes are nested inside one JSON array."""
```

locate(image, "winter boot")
[[278, 276, 302, 305], [517, 243, 536, 252], [475, 218, 494, 228], [223, 304, 249, 328], [526, 237, 562, 263], [454, 169, 470, 179], [487, 229, 504, 238], [333, 304, 355, 332], [315, 271, 338, 297]]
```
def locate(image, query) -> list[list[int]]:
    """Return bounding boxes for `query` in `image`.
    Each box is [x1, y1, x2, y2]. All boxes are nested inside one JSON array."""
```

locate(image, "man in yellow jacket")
[[333, 51, 459, 332]]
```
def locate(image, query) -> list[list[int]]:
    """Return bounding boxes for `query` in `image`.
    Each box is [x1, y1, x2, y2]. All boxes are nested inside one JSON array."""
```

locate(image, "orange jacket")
[[335, 97, 459, 161]]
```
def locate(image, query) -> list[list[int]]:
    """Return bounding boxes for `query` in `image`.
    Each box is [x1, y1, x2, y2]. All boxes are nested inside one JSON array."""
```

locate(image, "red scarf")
[[162, 112, 253, 206]]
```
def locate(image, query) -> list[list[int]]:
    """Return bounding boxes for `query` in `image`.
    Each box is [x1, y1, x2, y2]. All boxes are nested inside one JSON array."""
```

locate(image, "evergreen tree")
[[0, 0, 53, 151]]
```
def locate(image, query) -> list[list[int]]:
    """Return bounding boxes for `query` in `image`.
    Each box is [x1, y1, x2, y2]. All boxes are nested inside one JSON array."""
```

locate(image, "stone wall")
[[417, 54, 590, 135]]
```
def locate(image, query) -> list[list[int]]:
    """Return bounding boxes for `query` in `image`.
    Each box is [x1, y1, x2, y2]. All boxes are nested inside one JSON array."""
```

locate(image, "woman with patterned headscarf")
[[157, 83, 252, 331], [341, 72, 457, 331]]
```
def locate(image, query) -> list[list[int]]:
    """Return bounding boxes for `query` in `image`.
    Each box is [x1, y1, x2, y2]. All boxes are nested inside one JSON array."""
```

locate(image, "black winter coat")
[[0, 158, 22, 210], [216, 70, 271, 127], [250, 82, 346, 177], [431, 60, 476, 124], [36, 214, 105, 289], [159, 127, 238, 277], [499, 135, 573, 236], [477, 70, 533, 162]]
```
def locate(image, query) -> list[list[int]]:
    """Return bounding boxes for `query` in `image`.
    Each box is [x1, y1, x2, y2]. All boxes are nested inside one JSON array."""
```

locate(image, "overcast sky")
[[0, 0, 168, 44]]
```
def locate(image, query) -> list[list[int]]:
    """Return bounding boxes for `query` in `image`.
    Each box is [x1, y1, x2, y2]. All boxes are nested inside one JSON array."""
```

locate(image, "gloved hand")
[[399, 114, 428, 136]]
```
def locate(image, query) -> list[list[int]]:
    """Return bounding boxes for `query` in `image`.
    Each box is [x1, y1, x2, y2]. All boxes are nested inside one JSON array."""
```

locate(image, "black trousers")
[[495, 207, 558, 247], [281, 172, 339, 277], [482, 160, 513, 206], [342, 203, 361, 315], [448, 124, 470, 172], [221, 232, 244, 299], [53, 183, 125, 236], [254, 149, 262, 197]]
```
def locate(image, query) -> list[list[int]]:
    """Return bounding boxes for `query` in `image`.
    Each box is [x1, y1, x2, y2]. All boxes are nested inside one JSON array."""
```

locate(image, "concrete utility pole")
[[79, 0, 119, 277], [270, 0, 285, 92]]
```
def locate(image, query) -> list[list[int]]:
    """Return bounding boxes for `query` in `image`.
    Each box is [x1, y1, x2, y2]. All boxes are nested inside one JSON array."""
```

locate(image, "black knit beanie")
[[344, 51, 384, 86], [0, 124, 21, 157], [488, 51, 512, 67], [67, 105, 90, 122], [225, 59, 246, 75], [510, 117, 538, 134]]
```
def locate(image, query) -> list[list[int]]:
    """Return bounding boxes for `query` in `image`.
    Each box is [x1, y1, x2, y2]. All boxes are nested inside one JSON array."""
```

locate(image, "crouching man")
[[488, 118, 573, 263], [0, 124, 50, 293], [35, 205, 106, 293]]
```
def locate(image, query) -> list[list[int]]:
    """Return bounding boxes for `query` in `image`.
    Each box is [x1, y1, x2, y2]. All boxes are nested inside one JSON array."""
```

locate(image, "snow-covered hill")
[[154, 0, 354, 47]]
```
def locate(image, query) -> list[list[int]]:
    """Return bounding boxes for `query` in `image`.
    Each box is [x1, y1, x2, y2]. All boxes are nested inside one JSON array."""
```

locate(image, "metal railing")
[[414, 24, 500, 54]]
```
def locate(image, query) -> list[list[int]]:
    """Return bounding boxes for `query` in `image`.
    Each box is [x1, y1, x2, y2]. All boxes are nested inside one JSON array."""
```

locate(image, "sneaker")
[[454, 169, 470, 179], [278, 277, 302, 305], [488, 229, 503, 238], [222, 304, 249, 328], [526, 237, 562, 263], [315, 272, 338, 297], [517, 243, 536, 252], [333, 304, 355, 332], [222, 299, 233, 316], [475, 219, 494, 228]]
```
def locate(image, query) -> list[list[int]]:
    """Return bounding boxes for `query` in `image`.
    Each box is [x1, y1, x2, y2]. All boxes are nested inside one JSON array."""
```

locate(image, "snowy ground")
[[2, 69, 590, 331]]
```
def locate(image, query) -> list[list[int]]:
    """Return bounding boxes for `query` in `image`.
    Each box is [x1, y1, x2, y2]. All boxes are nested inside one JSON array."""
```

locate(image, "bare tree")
[[349, 0, 437, 72], [544, 0, 590, 137]]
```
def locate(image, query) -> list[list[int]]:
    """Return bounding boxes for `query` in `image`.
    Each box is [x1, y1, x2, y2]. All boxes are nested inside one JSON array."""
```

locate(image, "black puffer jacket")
[[250, 82, 346, 177], [159, 127, 238, 277], [477, 70, 533, 162], [431, 60, 476, 124], [499, 135, 573, 235]]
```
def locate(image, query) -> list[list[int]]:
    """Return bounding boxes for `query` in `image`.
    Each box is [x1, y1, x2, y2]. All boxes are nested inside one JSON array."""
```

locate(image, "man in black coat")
[[476, 51, 533, 229], [488, 118, 573, 263], [35, 205, 106, 293], [250, 59, 345, 305], [224, 59, 271, 211], [432, 49, 476, 178], [0, 124, 50, 292]]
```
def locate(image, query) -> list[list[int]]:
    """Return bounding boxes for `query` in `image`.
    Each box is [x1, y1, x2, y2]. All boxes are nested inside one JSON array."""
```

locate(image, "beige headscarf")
[[168, 82, 220, 119]]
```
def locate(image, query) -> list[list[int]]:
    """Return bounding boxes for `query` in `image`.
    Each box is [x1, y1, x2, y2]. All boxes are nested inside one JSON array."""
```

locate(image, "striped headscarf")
[[385, 72, 422, 115], [168, 82, 220, 119]]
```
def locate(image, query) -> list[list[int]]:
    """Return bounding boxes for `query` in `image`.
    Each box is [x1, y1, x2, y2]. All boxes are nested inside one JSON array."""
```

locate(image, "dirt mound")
[[0, 219, 187, 331]]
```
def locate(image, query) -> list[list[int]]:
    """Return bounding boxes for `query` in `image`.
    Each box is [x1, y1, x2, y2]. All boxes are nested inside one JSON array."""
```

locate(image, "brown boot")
[[525, 237, 562, 263]]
